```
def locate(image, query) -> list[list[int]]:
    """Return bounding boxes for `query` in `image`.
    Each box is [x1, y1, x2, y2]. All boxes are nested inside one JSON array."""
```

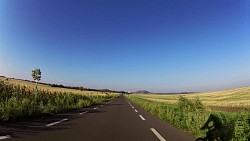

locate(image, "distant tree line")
[[47, 83, 128, 94], [1, 76, 128, 94]]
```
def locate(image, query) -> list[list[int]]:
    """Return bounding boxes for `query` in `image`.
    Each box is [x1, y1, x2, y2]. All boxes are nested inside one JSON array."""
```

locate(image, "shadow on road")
[[0, 101, 115, 139], [88, 110, 107, 114], [195, 114, 234, 141], [0, 114, 79, 139], [106, 103, 123, 106]]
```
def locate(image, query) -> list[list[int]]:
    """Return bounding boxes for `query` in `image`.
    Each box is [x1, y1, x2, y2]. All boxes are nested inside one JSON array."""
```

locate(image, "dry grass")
[[133, 86, 250, 109], [0, 76, 118, 96]]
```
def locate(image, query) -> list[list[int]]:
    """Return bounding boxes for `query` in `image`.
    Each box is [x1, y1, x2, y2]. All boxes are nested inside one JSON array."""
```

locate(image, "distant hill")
[[134, 90, 151, 94]]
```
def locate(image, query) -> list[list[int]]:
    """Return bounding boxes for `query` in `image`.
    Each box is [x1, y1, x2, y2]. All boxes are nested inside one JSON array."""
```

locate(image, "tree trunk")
[[35, 81, 38, 98]]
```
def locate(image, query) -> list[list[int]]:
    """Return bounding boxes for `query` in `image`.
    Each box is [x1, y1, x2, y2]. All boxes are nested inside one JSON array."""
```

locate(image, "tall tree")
[[32, 68, 41, 98]]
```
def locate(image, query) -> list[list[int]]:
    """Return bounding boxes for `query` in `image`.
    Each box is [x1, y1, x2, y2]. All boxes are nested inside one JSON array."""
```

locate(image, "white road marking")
[[126, 98, 136, 110], [139, 115, 145, 120], [93, 107, 98, 109], [125, 98, 130, 104], [135, 109, 138, 112], [0, 135, 11, 140], [101, 105, 104, 107], [46, 118, 68, 127], [150, 128, 166, 141], [79, 111, 89, 115]]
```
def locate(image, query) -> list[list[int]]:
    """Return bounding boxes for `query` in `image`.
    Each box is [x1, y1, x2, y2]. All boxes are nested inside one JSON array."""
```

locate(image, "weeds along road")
[[0, 96, 195, 141]]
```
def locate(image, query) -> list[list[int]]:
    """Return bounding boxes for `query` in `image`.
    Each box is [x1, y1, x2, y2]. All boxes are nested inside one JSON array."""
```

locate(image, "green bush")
[[79, 86, 84, 91]]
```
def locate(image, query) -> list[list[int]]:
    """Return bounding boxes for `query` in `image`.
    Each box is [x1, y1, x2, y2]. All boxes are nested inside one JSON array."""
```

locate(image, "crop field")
[[0, 76, 113, 96], [133, 86, 250, 111], [0, 77, 119, 121], [127, 87, 250, 141]]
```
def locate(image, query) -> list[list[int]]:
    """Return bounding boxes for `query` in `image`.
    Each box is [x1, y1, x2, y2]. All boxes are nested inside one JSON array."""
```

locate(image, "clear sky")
[[0, 0, 250, 93]]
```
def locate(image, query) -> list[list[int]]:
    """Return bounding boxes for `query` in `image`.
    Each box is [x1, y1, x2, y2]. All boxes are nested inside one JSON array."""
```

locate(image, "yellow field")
[[133, 86, 250, 108], [0, 76, 118, 96]]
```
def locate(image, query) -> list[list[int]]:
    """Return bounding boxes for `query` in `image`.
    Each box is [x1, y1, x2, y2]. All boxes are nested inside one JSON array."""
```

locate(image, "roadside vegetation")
[[127, 94, 250, 141], [0, 80, 118, 121]]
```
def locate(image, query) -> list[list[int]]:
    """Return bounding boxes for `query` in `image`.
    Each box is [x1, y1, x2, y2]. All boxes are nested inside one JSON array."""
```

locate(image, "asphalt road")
[[0, 95, 195, 141]]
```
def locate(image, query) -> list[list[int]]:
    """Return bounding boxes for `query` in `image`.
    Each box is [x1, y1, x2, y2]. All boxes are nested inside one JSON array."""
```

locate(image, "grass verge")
[[127, 95, 250, 141]]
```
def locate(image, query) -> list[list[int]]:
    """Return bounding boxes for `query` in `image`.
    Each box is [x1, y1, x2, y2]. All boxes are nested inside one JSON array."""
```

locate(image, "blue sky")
[[0, 0, 250, 92]]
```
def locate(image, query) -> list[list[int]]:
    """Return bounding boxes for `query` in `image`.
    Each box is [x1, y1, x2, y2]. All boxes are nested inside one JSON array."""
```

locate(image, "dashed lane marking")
[[125, 98, 136, 110], [46, 118, 68, 127], [93, 107, 98, 109], [135, 109, 138, 112], [139, 115, 145, 120], [79, 111, 89, 115], [0, 135, 11, 140], [150, 128, 166, 141]]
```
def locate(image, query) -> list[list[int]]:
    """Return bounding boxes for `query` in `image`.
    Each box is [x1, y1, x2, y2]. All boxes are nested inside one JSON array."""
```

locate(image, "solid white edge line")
[[0, 135, 11, 140], [46, 118, 68, 127], [135, 109, 138, 112], [139, 115, 145, 120], [150, 128, 166, 141]]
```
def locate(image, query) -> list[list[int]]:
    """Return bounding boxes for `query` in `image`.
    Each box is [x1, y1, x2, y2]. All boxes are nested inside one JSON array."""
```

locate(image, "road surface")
[[0, 95, 195, 141]]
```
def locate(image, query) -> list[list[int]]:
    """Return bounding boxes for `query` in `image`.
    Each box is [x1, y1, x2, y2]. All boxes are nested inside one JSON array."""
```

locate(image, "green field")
[[127, 87, 250, 141]]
